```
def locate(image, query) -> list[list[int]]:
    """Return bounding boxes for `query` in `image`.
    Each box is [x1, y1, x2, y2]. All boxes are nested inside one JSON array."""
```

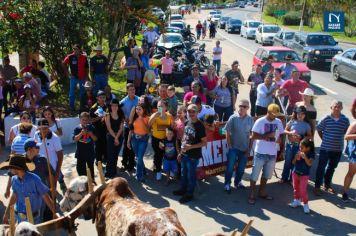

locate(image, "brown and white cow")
[[60, 177, 187, 236]]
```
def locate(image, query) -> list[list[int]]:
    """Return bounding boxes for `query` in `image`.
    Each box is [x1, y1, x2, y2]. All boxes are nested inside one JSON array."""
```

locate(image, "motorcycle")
[[181, 29, 197, 44], [181, 43, 210, 68]]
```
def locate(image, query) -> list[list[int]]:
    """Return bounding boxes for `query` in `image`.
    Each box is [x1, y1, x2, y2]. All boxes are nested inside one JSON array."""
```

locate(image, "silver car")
[[331, 48, 356, 83]]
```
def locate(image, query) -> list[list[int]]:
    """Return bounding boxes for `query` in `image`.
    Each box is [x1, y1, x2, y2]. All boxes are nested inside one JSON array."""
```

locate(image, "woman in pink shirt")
[[160, 50, 175, 84], [183, 81, 207, 106], [202, 65, 219, 105]]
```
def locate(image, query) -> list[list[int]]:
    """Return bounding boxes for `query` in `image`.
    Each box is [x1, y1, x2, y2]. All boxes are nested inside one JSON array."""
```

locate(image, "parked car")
[[164, 26, 182, 34], [152, 7, 165, 21], [226, 19, 243, 34], [241, 20, 261, 39], [273, 30, 295, 47], [219, 16, 231, 29], [331, 48, 356, 83], [208, 10, 219, 19], [288, 32, 343, 68], [253, 3, 259, 7], [252, 46, 312, 83], [170, 14, 183, 21], [211, 14, 221, 24], [169, 21, 186, 31], [255, 24, 280, 45], [156, 33, 184, 50]]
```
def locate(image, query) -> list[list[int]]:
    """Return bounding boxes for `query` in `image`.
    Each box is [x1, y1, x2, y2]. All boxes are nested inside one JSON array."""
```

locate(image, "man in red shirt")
[[278, 70, 309, 115], [63, 44, 89, 111]]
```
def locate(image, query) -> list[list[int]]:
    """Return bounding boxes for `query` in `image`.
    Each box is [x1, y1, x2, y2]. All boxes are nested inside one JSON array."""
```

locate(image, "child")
[[174, 106, 186, 179], [281, 106, 312, 183], [289, 138, 315, 214], [0, 77, 4, 121], [167, 86, 178, 117], [73, 112, 97, 179], [160, 127, 179, 185]]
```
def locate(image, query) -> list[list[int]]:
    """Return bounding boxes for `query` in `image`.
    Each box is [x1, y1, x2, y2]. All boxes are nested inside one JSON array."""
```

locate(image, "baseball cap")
[[24, 84, 31, 89], [24, 139, 41, 151], [190, 95, 202, 105], [294, 106, 307, 114], [15, 78, 23, 83], [96, 90, 105, 97], [267, 104, 283, 116]]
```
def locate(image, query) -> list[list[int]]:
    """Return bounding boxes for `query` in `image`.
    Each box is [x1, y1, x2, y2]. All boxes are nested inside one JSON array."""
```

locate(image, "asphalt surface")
[[0, 7, 355, 236]]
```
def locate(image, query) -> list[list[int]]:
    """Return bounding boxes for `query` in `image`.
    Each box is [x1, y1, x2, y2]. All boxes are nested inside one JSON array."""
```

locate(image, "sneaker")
[[156, 172, 162, 181], [342, 193, 350, 202], [173, 189, 186, 196], [179, 194, 194, 204], [303, 204, 310, 214], [224, 184, 231, 194], [237, 182, 246, 189], [289, 199, 302, 208]]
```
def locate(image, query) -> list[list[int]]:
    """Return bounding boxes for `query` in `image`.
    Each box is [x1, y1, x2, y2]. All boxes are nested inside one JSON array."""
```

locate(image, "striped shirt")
[[11, 134, 30, 154], [317, 114, 350, 151]]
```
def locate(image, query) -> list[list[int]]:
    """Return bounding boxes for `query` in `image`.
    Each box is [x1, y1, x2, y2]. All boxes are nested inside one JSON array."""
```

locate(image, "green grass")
[[262, 14, 356, 43]]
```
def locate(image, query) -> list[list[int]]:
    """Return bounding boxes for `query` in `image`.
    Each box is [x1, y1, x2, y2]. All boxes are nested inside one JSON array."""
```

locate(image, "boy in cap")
[[1, 154, 56, 224], [90, 45, 109, 94]]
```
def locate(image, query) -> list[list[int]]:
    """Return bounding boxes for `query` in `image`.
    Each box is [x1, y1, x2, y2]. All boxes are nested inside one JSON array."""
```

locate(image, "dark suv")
[[289, 32, 343, 68]]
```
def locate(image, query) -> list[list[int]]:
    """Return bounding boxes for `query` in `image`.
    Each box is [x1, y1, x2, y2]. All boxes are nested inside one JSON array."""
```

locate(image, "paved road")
[[214, 6, 356, 115]]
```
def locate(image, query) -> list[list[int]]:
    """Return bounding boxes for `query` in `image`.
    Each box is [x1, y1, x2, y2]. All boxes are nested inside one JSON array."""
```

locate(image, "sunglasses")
[[239, 105, 248, 108]]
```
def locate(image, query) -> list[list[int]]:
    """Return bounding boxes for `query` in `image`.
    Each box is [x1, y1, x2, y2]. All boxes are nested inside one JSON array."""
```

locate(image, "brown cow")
[[93, 177, 186, 236]]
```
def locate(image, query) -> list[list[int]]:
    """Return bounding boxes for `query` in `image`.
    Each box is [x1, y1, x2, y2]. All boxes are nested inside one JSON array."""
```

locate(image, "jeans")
[[213, 60, 221, 75], [131, 134, 149, 180], [250, 152, 276, 182], [106, 134, 123, 178], [292, 172, 309, 204], [249, 91, 257, 117], [152, 136, 164, 172], [121, 127, 135, 170], [281, 143, 299, 181], [224, 148, 247, 186], [214, 104, 233, 122], [69, 76, 85, 110], [180, 154, 199, 195], [315, 150, 342, 188], [93, 74, 108, 95]]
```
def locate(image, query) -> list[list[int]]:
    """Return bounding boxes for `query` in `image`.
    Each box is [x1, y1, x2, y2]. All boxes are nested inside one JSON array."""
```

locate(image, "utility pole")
[[299, 0, 307, 32], [260, 0, 264, 22]]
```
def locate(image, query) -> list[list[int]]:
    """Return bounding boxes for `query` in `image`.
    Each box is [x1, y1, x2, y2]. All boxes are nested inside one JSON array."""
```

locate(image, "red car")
[[252, 46, 311, 83]]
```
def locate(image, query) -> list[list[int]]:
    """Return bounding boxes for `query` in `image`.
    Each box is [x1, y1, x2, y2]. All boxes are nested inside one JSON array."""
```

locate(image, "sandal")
[[258, 195, 273, 200], [248, 197, 256, 205]]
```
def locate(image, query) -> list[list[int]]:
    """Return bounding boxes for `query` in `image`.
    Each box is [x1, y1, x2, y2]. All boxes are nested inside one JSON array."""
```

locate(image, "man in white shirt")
[[189, 95, 215, 121], [212, 40, 222, 75], [143, 26, 159, 48], [248, 104, 284, 205]]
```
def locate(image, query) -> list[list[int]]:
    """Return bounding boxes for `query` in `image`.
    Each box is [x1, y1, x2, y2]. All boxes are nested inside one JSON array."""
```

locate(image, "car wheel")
[[240, 33, 243, 37], [333, 66, 341, 81], [255, 38, 258, 43]]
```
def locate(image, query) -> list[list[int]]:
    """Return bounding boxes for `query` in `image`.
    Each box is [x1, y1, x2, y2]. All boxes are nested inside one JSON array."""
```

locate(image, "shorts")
[[250, 152, 277, 182], [163, 159, 178, 174]]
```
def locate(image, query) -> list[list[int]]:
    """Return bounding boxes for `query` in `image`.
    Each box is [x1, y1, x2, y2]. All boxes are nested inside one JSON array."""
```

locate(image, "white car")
[[255, 24, 280, 45], [170, 14, 183, 21], [241, 20, 261, 39], [208, 11, 219, 20], [211, 14, 221, 24]]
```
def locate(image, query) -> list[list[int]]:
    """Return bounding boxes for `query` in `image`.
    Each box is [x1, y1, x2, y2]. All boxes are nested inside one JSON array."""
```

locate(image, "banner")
[[323, 11, 345, 32]]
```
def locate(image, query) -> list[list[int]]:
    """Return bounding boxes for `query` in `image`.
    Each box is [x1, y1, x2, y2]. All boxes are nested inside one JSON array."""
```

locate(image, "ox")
[[61, 177, 187, 236]]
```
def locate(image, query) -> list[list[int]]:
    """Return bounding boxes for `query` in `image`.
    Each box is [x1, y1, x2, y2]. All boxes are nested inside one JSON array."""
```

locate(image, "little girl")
[[281, 106, 312, 183], [289, 138, 315, 214], [174, 105, 186, 179]]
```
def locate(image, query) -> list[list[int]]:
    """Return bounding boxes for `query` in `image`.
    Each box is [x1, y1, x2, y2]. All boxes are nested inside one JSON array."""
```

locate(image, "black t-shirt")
[[163, 138, 177, 160], [89, 103, 107, 136], [73, 124, 96, 160], [182, 120, 206, 159], [90, 55, 108, 75]]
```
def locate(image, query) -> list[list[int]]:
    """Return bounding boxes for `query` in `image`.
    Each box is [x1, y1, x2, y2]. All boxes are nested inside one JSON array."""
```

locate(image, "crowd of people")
[[0, 35, 355, 226]]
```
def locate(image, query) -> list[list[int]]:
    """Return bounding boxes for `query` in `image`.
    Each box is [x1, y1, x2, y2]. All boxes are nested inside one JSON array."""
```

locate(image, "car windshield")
[[222, 17, 230, 21], [170, 23, 184, 29], [263, 26, 279, 33], [166, 28, 180, 33], [171, 16, 182, 20], [285, 32, 295, 40], [269, 50, 302, 62], [214, 15, 221, 19], [209, 11, 218, 15], [161, 35, 182, 43], [230, 19, 242, 24], [249, 22, 261, 28], [306, 35, 337, 46]]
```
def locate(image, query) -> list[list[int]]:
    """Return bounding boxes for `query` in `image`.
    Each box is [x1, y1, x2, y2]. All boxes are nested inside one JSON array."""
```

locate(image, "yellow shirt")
[[151, 113, 173, 139]]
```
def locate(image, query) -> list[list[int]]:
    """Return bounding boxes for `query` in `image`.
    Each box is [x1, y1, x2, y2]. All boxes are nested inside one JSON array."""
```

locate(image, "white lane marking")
[[315, 83, 338, 95], [217, 30, 255, 54]]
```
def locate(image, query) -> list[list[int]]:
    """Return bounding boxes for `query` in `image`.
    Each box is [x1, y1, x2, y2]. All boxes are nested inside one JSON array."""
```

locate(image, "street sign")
[[274, 10, 287, 17], [323, 11, 345, 32]]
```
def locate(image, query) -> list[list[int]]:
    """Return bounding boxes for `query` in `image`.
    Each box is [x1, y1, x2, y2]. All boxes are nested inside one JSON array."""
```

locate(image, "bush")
[[265, 4, 276, 17], [282, 11, 302, 25]]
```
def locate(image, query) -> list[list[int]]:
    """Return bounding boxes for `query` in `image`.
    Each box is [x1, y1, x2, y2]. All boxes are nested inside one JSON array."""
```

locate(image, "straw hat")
[[0, 154, 35, 172], [299, 88, 317, 98]]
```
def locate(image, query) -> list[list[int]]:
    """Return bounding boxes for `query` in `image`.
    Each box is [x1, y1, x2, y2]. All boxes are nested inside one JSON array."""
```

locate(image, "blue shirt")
[[12, 172, 49, 214], [90, 55, 108, 75], [125, 57, 140, 81], [286, 120, 311, 140], [293, 152, 314, 176], [183, 75, 207, 89], [11, 134, 30, 154], [141, 54, 150, 70], [279, 63, 297, 80], [317, 114, 350, 151], [120, 95, 139, 127]]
